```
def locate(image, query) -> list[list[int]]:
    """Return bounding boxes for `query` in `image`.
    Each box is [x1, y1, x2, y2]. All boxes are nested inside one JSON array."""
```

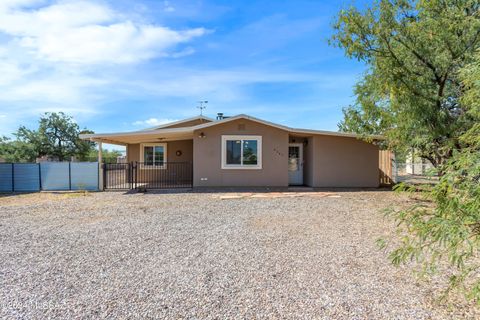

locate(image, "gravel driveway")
[[0, 191, 477, 319]]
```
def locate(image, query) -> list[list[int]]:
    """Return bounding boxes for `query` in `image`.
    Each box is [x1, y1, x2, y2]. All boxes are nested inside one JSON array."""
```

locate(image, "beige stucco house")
[[80, 114, 384, 189]]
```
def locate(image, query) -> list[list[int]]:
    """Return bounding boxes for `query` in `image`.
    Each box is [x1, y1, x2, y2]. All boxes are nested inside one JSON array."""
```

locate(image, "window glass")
[[242, 140, 258, 165], [154, 146, 164, 166], [289, 146, 299, 159], [222, 136, 261, 169], [226, 140, 241, 164], [288, 146, 300, 171], [144, 146, 154, 165]]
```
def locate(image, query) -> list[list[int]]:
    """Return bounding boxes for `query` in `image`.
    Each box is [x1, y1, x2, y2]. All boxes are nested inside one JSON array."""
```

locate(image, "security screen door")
[[288, 143, 303, 185]]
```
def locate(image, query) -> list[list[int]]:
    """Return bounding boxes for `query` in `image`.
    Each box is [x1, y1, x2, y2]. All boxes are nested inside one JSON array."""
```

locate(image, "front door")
[[288, 143, 303, 185]]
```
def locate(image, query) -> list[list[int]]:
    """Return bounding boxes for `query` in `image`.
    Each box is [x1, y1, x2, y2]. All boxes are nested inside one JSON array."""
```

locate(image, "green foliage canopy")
[[0, 136, 37, 162], [332, 0, 480, 167], [14, 112, 95, 161], [86, 149, 123, 164], [332, 0, 480, 303], [381, 50, 480, 302]]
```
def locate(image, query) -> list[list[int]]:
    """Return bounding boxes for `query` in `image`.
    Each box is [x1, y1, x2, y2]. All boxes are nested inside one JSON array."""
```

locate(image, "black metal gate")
[[103, 162, 193, 190], [103, 163, 134, 190]]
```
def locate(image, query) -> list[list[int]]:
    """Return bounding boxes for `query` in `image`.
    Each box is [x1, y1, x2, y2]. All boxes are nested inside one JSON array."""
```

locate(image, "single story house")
[[80, 114, 386, 189]]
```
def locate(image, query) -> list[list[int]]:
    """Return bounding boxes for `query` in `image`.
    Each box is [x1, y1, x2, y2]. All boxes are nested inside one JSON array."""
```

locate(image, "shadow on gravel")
[[0, 191, 38, 197], [114, 186, 393, 196]]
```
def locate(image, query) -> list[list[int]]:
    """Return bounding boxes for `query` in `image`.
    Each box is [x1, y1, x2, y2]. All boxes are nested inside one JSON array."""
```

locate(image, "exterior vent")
[[238, 123, 246, 131], [217, 113, 230, 120]]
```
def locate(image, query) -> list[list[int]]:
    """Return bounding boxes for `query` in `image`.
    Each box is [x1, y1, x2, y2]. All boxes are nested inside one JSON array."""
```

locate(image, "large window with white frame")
[[140, 143, 167, 168], [221, 135, 262, 169]]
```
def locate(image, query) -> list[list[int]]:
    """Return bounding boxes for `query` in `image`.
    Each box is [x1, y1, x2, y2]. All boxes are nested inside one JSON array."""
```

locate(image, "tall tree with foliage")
[[15, 112, 95, 161], [380, 51, 480, 303], [332, 0, 480, 303], [86, 149, 123, 163], [332, 0, 480, 167], [0, 137, 37, 162]]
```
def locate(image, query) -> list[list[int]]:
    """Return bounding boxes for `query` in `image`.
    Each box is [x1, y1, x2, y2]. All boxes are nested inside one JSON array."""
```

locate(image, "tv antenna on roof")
[[197, 100, 208, 116]]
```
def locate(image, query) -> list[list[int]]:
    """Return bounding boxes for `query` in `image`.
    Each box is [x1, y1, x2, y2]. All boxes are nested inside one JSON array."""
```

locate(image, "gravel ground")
[[0, 190, 478, 319]]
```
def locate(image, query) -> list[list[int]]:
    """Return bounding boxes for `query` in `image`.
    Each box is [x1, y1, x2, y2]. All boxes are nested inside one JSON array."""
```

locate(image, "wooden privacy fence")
[[0, 162, 99, 192], [379, 150, 394, 186]]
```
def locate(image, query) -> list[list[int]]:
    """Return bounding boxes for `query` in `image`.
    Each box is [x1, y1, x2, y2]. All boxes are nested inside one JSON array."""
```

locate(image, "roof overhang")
[[80, 114, 384, 145], [192, 114, 385, 140], [142, 115, 215, 131], [80, 127, 195, 145]]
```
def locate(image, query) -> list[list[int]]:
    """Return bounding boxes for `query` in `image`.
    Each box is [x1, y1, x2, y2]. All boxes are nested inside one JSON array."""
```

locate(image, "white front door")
[[288, 143, 303, 185]]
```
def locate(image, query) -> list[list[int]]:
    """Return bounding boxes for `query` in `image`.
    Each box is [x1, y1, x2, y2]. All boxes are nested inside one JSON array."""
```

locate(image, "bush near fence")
[[0, 162, 99, 192]]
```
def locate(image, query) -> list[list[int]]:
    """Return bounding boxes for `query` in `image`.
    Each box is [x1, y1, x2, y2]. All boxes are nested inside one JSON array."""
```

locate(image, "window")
[[221, 135, 262, 169], [140, 143, 167, 168]]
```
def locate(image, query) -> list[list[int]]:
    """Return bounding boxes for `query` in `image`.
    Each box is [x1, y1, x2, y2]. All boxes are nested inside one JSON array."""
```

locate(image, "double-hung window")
[[140, 143, 167, 168], [221, 135, 262, 169]]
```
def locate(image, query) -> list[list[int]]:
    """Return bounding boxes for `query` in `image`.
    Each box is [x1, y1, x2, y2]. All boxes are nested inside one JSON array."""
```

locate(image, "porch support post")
[[98, 141, 103, 191]]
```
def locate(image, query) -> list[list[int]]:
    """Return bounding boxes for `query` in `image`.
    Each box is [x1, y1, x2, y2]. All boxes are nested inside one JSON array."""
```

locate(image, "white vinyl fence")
[[0, 162, 99, 192]]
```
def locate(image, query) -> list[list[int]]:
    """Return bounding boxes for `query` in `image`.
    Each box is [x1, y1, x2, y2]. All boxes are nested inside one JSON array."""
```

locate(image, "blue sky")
[[0, 0, 369, 139]]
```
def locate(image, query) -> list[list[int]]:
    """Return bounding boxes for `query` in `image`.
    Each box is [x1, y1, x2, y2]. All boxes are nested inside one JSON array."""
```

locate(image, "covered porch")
[[81, 128, 196, 190]]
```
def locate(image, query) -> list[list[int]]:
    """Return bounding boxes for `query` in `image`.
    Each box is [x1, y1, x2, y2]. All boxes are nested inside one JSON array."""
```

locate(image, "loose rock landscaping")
[[0, 191, 478, 319]]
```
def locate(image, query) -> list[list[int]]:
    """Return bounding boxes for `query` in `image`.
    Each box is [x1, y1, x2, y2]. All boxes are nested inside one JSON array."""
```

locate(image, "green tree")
[[86, 148, 123, 163], [381, 51, 480, 302], [332, 0, 480, 303], [15, 112, 95, 161], [331, 0, 480, 167], [0, 136, 37, 162]]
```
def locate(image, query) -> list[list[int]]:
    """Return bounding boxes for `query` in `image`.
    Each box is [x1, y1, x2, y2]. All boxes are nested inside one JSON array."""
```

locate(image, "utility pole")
[[197, 100, 208, 116]]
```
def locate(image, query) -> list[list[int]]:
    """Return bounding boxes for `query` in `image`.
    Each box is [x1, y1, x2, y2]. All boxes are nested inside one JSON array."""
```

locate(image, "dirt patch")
[[214, 191, 337, 200], [0, 192, 91, 207]]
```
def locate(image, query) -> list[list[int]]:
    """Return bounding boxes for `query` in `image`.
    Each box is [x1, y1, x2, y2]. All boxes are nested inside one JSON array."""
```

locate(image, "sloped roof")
[[80, 114, 384, 145], [142, 115, 214, 131], [191, 114, 384, 139]]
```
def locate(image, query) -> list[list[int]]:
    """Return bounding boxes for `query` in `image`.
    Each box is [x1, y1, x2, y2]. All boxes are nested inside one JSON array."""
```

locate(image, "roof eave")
[[79, 126, 194, 139], [79, 114, 385, 143], [142, 115, 215, 131], [190, 114, 384, 140]]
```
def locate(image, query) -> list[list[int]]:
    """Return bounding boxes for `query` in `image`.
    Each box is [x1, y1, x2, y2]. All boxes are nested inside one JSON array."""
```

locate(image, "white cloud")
[[0, 1, 353, 137], [0, 0, 207, 64], [133, 118, 177, 127], [0, 0, 44, 10], [0, 0, 210, 135], [163, 1, 175, 13], [122, 68, 323, 101], [170, 47, 196, 58], [0, 60, 29, 85]]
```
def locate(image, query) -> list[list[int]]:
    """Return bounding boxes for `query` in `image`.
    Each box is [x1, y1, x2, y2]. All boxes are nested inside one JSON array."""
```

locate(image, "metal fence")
[[393, 162, 439, 184], [135, 162, 193, 189], [103, 162, 193, 190], [103, 163, 133, 190], [0, 162, 99, 192]]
